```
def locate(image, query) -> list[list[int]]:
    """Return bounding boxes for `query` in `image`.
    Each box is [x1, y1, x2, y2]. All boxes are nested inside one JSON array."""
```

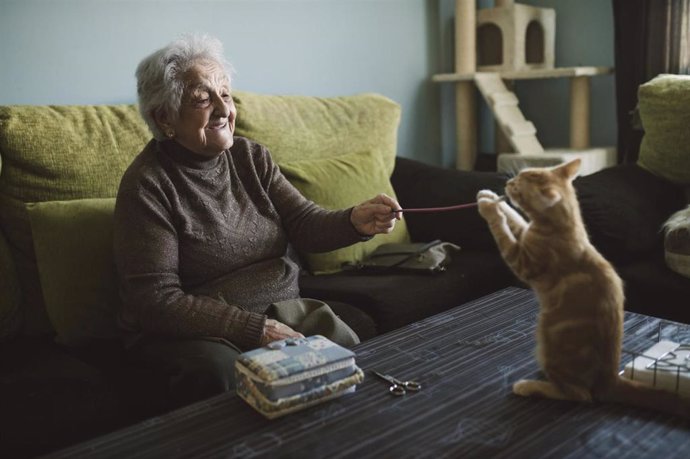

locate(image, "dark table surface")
[[45, 287, 690, 458]]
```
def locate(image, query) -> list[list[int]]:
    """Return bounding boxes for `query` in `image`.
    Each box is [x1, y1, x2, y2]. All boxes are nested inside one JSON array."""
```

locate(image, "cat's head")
[[505, 159, 581, 215]]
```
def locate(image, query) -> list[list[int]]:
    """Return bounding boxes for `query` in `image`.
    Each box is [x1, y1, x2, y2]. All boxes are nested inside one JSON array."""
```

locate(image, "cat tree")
[[434, 0, 615, 175]]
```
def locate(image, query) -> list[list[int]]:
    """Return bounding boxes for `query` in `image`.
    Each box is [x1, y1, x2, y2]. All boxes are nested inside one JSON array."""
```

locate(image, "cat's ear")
[[553, 159, 581, 180]]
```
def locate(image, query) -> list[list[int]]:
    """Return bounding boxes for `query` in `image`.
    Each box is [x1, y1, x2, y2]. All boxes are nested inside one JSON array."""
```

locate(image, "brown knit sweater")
[[113, 137, 364, 349]]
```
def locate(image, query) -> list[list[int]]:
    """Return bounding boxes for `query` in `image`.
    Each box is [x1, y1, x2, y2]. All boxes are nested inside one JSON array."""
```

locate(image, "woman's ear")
[[153, 109, 174, 138]]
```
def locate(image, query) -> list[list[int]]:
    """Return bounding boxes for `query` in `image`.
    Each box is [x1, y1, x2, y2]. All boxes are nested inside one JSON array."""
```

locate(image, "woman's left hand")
[[350, 193, 401, 236]]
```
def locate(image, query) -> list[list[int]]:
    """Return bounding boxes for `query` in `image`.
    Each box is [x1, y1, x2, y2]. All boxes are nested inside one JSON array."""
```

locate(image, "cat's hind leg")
[[513, 379, 592, 402]]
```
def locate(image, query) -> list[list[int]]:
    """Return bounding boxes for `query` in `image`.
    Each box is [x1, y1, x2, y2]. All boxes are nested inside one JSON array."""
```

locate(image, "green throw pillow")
[[27, 198, 119, 346], [0, 228, 22, 341], [637, 74, 690, 184], [279, 150, 410, 274], [233, 91, 401, 171], [0, 104, 149, 334]]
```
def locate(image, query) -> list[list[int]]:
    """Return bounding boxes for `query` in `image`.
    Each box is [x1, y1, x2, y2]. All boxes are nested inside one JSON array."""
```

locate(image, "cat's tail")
[[599, 376, 690, 419]]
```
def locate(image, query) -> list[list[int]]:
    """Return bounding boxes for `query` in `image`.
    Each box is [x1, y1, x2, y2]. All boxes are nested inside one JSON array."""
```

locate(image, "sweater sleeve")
[[113, 173, 266, 350], [256, 146, 367, 253]]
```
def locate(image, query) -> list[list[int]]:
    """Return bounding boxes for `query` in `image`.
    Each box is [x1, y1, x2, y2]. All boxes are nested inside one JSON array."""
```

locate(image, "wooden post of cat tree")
[[569, 76, 590, 149], [487, 0, 513, 156], [455, 0, 477, 170], [495, 79, 514, 154]]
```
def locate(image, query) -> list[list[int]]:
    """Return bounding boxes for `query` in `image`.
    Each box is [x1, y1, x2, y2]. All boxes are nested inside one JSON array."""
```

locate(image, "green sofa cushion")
[[234, 91, 401, 172], [0, 91, 404, 336], [0, 138, 21, 340], [0, 228, 22, 341], [637, 74, 690, 184], [0, 104, 149, 333], [27, 198, 119, 346], [279, 150, 410, 274]]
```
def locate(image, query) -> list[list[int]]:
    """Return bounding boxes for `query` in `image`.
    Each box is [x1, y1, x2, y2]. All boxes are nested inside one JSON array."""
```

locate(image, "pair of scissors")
[[372, 370, 422, 396]]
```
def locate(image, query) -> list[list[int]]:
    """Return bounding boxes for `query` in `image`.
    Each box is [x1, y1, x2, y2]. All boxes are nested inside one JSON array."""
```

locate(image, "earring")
[[166, 129, 175, 138]]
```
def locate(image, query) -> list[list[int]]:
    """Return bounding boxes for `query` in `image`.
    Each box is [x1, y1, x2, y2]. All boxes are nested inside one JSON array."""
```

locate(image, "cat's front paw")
[[477, 189, 500, 202], [477, 189, 501, 220]]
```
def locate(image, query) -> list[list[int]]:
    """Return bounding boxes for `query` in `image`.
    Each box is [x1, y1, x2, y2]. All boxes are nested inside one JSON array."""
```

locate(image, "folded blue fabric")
[[235, 335, 363, 418]]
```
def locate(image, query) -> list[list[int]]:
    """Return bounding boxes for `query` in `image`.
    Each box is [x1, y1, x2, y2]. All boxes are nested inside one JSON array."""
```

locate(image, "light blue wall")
[[516, 0, 616, 150], [0, 0, 614, 167], [0, 0, 442, 163]]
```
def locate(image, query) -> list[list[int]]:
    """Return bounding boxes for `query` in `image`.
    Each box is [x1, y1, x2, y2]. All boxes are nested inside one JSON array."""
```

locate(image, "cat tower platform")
[[497, 148, 617, 176], [432, 0, 616, 175]]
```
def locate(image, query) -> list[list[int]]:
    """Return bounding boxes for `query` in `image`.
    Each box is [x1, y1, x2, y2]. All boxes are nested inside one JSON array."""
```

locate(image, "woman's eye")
[[196, 98, 210, 107]]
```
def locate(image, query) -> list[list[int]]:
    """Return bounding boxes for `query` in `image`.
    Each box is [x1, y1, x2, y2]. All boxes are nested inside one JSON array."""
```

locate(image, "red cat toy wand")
[[392, 195, 506, 214]]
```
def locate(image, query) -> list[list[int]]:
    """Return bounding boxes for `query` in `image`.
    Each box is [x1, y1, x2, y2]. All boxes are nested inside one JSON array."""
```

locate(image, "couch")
[[0, 92, 513, 457], [1, 74, 689, 457], [574, 164, 690, 322], [574, 74, 690, 324]]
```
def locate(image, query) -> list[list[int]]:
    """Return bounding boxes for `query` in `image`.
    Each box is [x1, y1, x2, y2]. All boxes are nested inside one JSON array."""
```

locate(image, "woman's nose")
[[211, 94, 231, 117]]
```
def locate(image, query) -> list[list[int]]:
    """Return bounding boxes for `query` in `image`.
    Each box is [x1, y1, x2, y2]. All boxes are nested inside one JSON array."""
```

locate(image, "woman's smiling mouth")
[[207, 121, 227, 130]]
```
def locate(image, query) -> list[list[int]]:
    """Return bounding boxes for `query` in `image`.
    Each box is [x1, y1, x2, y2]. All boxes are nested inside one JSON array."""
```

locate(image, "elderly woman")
[[113, 34, 400, 407]]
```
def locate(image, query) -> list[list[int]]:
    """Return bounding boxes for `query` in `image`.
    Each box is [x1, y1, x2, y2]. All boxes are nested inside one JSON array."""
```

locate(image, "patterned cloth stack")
[[235, 335, 364, 419]]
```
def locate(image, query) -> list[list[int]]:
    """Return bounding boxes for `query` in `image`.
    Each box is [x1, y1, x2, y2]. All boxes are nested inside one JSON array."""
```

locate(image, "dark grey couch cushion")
[[574, 164, 687, 263], [0, 337, 125, 457], [297, 158, 515, 334], [616, 253, 690, 324], [299, 249, 514, 333], [391, 157, 509, 249]]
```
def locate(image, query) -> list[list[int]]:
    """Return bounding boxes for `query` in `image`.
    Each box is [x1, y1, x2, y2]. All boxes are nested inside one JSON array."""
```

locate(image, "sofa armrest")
[[574, 164, 687, 263], [391, 157, 508, 249]]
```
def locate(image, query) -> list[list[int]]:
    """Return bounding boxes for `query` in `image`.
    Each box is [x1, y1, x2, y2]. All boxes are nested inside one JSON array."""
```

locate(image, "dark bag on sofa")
[[344, 240, 461, 274]]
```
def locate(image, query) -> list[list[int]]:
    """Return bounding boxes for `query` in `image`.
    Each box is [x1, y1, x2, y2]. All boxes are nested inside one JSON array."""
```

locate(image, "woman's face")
[[165, 59, 236, 157]]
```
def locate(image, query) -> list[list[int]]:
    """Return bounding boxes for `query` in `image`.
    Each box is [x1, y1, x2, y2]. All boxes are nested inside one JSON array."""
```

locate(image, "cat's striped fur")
[[477, 159, 690, 418]]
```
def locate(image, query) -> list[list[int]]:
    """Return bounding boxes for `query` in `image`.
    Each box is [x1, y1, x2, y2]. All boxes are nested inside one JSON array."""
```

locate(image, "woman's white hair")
[[135, 33, 233, 140]]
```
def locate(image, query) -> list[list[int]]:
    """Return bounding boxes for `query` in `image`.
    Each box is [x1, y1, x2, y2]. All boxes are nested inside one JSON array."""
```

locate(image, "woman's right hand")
[[260, 319, 304, 345]]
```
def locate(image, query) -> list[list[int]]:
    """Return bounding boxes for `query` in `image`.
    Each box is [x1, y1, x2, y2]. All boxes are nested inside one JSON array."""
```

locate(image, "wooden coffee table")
[[44, 287, 690, 458]]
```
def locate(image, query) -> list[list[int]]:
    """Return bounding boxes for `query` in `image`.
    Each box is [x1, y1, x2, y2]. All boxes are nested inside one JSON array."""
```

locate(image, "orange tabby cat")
[[477, 158, 690, 417]]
